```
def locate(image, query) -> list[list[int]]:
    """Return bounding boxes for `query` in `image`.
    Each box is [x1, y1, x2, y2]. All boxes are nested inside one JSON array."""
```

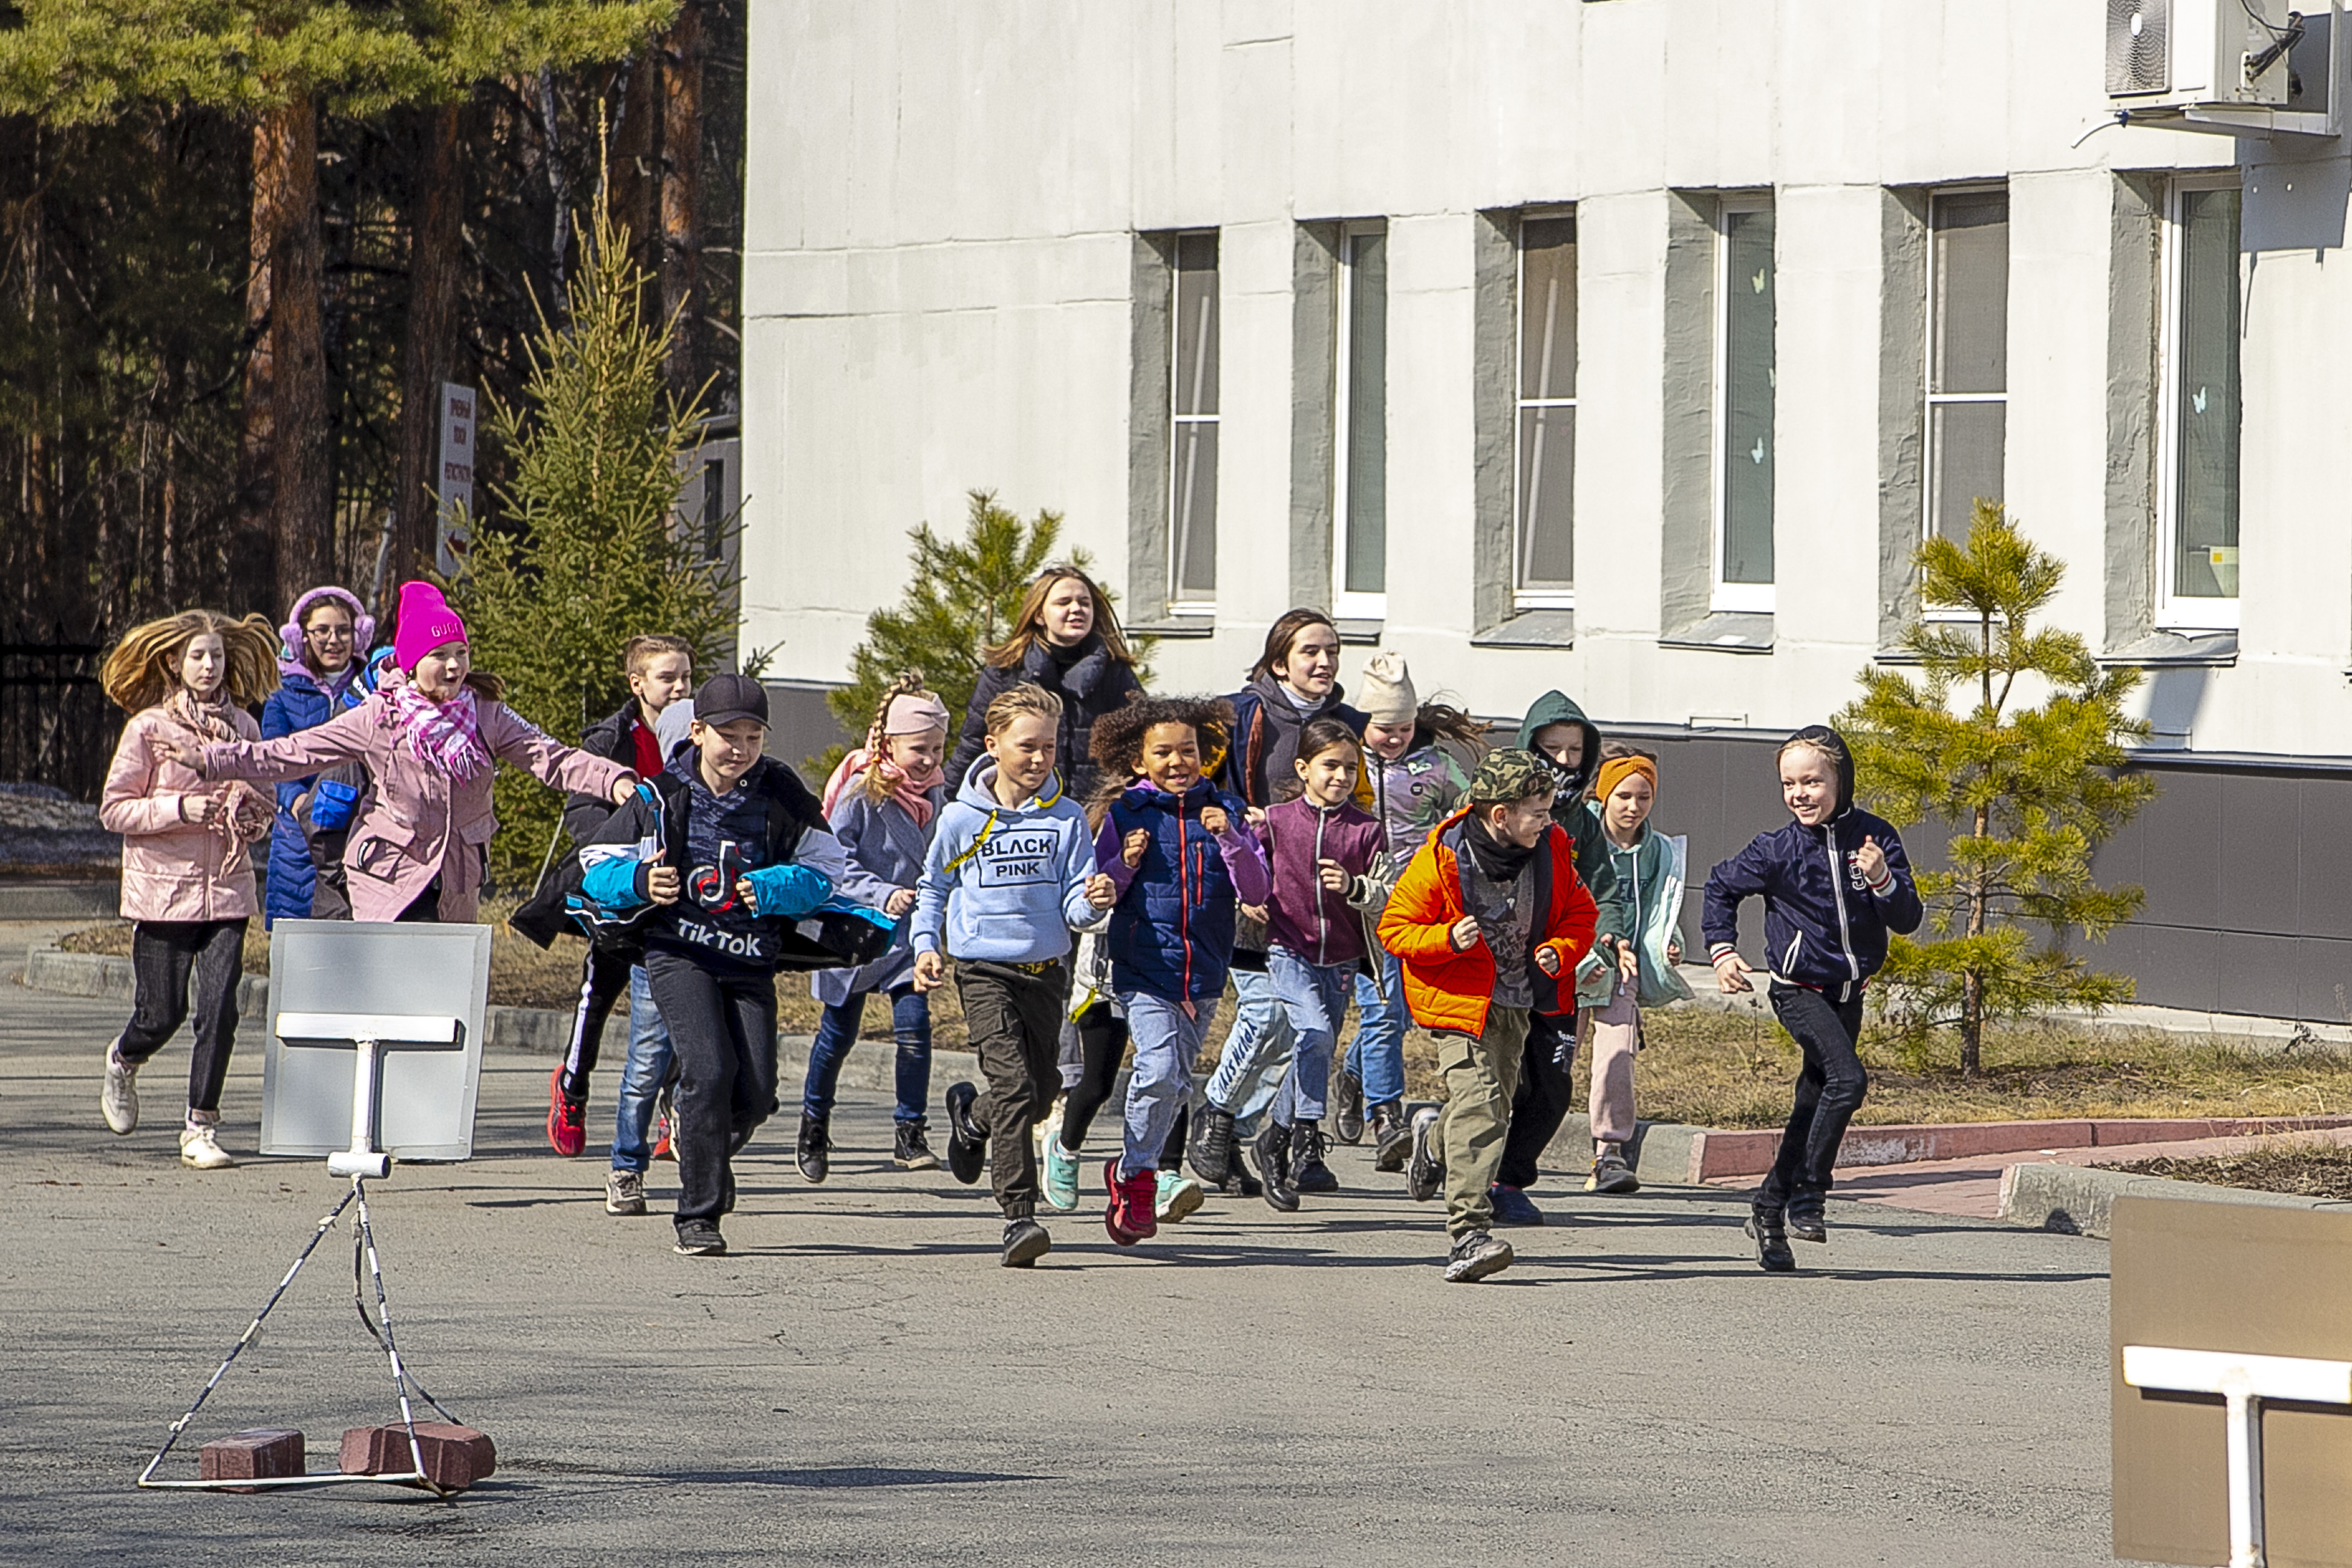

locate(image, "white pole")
[[2222, 1382, 2264, 1568]]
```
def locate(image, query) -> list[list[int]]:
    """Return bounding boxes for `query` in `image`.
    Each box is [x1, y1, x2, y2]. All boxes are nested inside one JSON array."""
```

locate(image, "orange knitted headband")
[[1594, 754, 1658, 802]]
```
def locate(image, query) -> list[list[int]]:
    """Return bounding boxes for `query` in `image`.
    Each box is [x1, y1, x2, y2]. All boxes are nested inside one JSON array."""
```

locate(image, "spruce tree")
[[824, 492, 1151, 767], [1838, 503, 2157, 1076], [449, 171, 731, 885]]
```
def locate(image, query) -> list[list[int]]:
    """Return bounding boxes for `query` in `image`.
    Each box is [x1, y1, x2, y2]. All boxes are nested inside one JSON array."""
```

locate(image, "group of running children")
[[91, 569, 1920, 1283]]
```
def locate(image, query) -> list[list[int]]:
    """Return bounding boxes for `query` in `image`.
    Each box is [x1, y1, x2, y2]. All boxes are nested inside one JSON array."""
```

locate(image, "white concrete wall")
[[742, 0, 2352, 754]]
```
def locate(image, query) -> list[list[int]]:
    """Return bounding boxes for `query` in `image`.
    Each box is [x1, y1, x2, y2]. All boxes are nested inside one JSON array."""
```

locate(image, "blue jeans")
[[1119, 990, 1208, 1180], [1267, 946, 1353, 1126], [1204, 965, 1292, 1134], [802, 982, 932, 1125], [610, 965, 676, 1174], [1345, 947, 1407, 1106]]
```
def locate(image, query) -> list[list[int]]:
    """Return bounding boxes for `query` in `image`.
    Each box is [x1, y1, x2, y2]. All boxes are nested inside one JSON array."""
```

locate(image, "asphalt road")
[[2, 952, 2132, 1566]]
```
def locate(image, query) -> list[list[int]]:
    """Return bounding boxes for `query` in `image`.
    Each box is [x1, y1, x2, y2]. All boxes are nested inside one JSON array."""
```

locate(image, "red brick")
[[339, 1422, 495, 1490], [200, 1428, 305, 1491]]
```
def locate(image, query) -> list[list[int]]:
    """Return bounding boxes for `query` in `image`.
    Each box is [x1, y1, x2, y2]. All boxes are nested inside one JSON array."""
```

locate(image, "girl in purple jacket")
[[1249, 716, 1387, 1211]]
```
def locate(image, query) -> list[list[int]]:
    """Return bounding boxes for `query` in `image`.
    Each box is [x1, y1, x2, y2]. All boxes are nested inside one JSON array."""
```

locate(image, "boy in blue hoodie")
[[1702, 725, 1922, 1273], [915, 683, 1114, 1269]]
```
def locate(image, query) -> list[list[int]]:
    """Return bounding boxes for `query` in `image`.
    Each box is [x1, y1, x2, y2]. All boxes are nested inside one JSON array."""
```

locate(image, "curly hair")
[[100, 610, 279, 713], [1086, 693, 1234, 815]]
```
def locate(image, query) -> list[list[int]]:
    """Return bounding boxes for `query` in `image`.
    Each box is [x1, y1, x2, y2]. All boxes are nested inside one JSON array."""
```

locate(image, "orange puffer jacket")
[[1377, 809, 1598, 1039]]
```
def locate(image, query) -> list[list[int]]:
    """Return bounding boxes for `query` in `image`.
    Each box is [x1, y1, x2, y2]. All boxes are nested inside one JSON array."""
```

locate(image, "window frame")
[[1166, 229, 1220, 618], [1331, 220, 1389, 624], [1512, 208, 1578, 611], [1922, 183, 2010, 547], [2155, 172, 2244, 633], [1710, 193, 1775, 615]]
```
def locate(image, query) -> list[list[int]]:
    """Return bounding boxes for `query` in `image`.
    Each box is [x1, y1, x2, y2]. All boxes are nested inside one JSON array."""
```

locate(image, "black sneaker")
[[796, 1114, 829, 1184], [673, 1220, 727, 1256], [1746, 1205, 1796, 1273], [1332, 1069, 1366, 1144], [1785, 1195, 1828, 1243], [1370, 1100, 1413, 1173], [1290, 1122, 1338, 1194], [1189, 1106, 1236, 1187], [1488, 1184, 1545, 1227], [1255, 1120, 1299, 1212], [943, 1082, 986, 1186], [1443, 1229, 1514, 1283], [895, 1119, 941, 1171], [1585, 1147, 1641, 1195], [1001, 1217, 1051, 1269], [1405, 1106, 1443, 1202]]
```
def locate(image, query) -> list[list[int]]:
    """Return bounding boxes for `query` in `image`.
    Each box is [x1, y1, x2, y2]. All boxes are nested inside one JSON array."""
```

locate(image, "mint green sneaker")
[[1155, 1169, 1204, 1224], [1044, 1135, 1081, 1212]]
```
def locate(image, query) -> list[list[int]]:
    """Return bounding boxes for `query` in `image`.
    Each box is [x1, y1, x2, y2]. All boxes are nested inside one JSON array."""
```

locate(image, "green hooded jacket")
[[1514, 690, 1633, 954]]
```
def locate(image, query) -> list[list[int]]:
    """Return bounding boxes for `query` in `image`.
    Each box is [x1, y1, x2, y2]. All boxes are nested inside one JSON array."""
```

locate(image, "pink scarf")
[[821, 748, 942, 829], [386, 679, 491, 780]]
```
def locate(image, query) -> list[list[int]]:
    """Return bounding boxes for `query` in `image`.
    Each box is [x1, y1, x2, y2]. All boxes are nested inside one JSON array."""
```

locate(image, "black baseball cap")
[[693, 673, 768, 728]]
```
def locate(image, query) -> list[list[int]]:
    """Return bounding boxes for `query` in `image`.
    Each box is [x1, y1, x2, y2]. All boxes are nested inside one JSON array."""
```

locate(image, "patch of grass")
[[2100, 1145, 2352, 1200]]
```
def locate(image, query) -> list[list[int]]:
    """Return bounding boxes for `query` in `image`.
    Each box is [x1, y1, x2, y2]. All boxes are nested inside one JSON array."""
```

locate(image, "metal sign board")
[[436, 382, 477, 576], [259, 920, 491, 1161]]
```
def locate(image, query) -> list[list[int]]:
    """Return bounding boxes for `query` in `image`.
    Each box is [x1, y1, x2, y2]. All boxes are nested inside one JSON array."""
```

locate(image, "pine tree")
[[1837, 502, 2158, 1076], [823, 492, 1150, 769], [449, 170, 731, 885]]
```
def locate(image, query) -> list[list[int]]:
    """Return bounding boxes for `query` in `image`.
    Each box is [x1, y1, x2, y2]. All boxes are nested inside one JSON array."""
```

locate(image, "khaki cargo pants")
[[1434, 1005, 1532, 1238]]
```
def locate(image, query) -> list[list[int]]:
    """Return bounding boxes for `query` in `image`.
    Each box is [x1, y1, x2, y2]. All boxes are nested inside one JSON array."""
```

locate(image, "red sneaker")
[[546, 1065, 586, 1157], [1103, 1158, 1158, 1246], [651, 1110, 673, 1162]]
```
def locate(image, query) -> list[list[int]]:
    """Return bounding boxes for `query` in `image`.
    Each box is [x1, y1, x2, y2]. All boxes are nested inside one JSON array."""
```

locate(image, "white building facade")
[[740, 0, 2352, 1019]]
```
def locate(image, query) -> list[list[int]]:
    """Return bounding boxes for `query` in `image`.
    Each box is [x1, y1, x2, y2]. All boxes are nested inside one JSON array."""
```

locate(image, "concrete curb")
[[0, 881, 123, 920], [1998, 1160, 2352, 1238], [1686, 1114, 2352, 1181]]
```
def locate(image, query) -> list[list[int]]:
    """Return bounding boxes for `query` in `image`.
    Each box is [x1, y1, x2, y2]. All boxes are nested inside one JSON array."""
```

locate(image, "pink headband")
[[884, 693, 951, 736]]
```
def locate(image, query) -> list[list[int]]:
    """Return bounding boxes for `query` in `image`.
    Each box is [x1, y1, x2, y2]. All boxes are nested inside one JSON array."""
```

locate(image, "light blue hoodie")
[[912, 759, 1099, 964]]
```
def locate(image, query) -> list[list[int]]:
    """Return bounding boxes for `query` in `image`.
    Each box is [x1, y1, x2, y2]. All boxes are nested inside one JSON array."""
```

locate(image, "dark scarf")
[[1463, 814, 1538, 884]]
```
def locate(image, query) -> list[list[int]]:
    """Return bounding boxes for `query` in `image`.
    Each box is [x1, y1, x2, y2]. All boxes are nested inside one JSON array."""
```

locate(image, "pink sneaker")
[[1103, 1159, 1158, 1246]]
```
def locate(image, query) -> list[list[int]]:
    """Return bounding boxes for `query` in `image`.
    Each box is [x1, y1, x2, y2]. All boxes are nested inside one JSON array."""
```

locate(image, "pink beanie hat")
[[392, 580, 467, 672]]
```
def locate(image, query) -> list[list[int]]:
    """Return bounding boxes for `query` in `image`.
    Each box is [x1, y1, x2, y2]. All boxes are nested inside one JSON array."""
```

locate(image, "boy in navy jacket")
[[1701, 725, 1921, 1273]]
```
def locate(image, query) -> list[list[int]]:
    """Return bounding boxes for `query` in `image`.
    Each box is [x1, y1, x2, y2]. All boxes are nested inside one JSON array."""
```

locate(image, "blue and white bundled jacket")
[[912, 759, 1099, 966], [1700, 726, 1924, 1005]]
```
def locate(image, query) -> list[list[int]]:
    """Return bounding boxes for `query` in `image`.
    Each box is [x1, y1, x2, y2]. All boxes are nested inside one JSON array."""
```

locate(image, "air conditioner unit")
[[2106, 0, 2296, 107]]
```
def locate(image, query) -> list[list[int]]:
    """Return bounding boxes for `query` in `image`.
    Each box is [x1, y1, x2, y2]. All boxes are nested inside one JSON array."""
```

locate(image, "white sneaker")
[[606, 1168, 647, 1215], [102, 1050, 139, 1135], [178, 1123, 234, 1169]]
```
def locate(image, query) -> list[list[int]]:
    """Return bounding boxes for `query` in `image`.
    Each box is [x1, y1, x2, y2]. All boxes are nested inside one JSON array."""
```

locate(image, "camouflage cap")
[[1466, 748, 1555, 804]]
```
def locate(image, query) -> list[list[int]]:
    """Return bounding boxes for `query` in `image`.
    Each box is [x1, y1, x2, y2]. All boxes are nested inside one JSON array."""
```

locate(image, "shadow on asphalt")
[[499, 1463, 1048, 1489]]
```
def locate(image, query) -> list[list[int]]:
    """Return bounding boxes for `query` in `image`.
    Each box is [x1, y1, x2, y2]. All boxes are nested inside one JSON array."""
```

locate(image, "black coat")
[[946, 634, 1143, 802]]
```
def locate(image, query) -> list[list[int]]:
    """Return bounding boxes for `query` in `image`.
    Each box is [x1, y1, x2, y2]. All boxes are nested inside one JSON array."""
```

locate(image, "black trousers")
[[558, 944, 635, 1097], [1757, 982, 1869, 1210], [118, 919, 248, 1115], [1057, 1000, 1187, 1168], [647, 950, 779, 1229], [956, 962, 1068, 1219], [1496, 1008, 1576, 1191]]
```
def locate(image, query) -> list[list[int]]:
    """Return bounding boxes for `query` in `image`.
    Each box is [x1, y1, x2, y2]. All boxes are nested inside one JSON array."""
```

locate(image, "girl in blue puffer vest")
[[1088, 695, 1271, 1247], [258, 586, 373, 926]]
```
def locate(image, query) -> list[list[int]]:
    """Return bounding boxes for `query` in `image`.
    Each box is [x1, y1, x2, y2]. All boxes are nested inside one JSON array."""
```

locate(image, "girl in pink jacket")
[[97, 608, 281, 1169], [160, 582, 637, 925]]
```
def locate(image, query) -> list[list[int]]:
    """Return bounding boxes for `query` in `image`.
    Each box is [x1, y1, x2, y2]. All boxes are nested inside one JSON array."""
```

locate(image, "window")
[[1515, 214, 1576, 606], [1333, 222, 1387, 619], [1713, 197, 1774, 612], [1926, 188, 2009, 543], [1169, 232, 1220, 609], [2158, 179, 2242, 629]]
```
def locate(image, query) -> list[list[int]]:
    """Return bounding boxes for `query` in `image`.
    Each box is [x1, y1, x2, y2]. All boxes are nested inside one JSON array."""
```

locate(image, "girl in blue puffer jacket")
[[1088, 695, 1271, 1248], [1702, 725, 1921, 1274], [257, 586, 372, 926]]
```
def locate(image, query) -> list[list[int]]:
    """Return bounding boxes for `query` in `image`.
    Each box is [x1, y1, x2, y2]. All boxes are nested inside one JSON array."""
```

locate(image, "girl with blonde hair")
[[96, 608, 281, 1169]]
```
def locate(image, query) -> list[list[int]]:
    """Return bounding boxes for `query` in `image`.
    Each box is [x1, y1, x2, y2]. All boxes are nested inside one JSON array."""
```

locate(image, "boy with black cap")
[[1379, 750, 1598, 1283], [573, 674, 886, 1256]]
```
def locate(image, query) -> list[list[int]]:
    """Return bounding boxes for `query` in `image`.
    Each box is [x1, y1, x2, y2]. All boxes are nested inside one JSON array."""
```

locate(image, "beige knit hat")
[[1358, 651, 1417, 725]]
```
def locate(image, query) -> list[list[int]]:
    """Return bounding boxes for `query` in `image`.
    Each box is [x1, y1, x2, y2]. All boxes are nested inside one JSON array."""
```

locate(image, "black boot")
[[1370, 1100, 1412, 1173], [1217, 1146, 1264, 1199], [1256, 1120, 1299, 1212], [894, 1119, 940, 1172], [943, 1082, 986, 1186], [1290, 1120, 1338, 1194], [1746, 1204, 1796, 1273], [1189, 1105, 1236, 1187], [1785, 1193, 1827, 1243], [795, 1114, 829, 1184], [1333, 1068, 1365, 1144]]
